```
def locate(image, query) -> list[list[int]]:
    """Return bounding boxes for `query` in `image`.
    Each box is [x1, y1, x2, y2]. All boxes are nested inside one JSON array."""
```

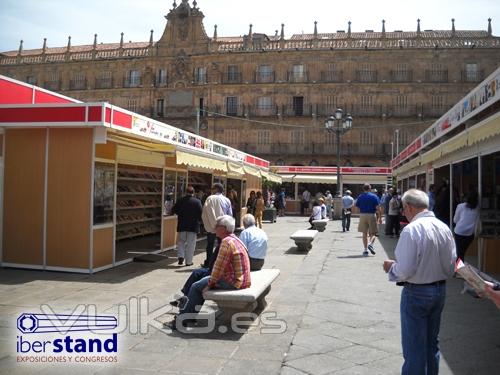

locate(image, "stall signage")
[[274, 166, 391, 175], [392, 67, 500, 167], [126, 114, 267, 167]]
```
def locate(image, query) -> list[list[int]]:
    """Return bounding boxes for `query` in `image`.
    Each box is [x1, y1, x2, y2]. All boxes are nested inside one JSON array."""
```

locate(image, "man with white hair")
[[167, 215, 251, 330], [239, 213, 268, 271], [383, 189, 456, 375]]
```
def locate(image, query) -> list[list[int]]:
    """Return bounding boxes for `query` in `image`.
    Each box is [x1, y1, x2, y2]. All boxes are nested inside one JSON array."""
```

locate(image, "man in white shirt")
[[341, 190, 354, 232], [201, 183, 232, 267], [383, 189, 456, 375]]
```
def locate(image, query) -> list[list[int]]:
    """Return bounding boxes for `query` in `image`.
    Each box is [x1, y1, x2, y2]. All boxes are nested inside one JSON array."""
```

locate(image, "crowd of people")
[[165, 180, 498, 374]]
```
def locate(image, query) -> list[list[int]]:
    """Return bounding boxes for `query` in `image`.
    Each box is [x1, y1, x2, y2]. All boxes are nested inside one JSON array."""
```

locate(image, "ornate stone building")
[[1, 0, 499, 166]]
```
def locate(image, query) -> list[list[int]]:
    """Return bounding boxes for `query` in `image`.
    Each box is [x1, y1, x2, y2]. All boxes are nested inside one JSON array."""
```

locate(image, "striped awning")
[[227, 161, 245, 177], [243, 164, 261, 177]]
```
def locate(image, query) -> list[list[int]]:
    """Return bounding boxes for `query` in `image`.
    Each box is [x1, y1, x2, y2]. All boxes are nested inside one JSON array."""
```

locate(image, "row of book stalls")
[[391, 66, 500, 273], [0, 75, 281, 273], [269, 165, 393, 217]]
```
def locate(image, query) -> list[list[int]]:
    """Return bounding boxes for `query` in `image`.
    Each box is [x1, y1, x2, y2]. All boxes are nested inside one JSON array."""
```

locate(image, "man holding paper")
[[383, 189, 456, 375]]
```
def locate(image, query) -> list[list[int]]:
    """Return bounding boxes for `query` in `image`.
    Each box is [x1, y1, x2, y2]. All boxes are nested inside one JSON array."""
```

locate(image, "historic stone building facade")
[[1, 0, 499, 166]]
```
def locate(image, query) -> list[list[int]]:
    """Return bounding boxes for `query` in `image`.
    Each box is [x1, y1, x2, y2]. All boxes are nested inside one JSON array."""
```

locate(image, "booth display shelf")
[[115, 166, 163, 241]]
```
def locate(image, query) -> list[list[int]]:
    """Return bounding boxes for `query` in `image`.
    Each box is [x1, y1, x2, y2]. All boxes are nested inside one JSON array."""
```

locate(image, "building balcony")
[[425, 70, 448, 83], [355, 70, 378, 83], [460, 70, 484, 83], [123, 77, 142, 88], [44, 80, 61, 91], [69, 79, 86, 90], [221, 72, 243, 84], [390, 70, 413, 82], [287, 71, 309, 83], [320, 71, 343, 83], [253, 71, 276, 83], [95, 78, 113, 89]]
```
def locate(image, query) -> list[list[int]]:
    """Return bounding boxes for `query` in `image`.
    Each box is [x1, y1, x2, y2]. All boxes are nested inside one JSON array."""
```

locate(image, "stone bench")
[[203, 269, 280, 320], [312, 218, 329, 232], [290, 229, 318, 251]]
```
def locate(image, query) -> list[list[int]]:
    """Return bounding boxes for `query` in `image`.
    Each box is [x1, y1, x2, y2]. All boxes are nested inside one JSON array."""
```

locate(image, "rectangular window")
[[257, 130, 270, 144], [156, 69, 167, 86], [128, 98, 138, 112], [156, 99, 164, 117], [258, 65, 273, 82], [226, 96, 238, 116], [291, 130, 304, 144], [465, 63, 479, 82], [93, 162, 115, 225], [226, 129, 239, 145], [431, 95, 443, 108], [127, 70, 141, 87], [70, 72, 86, 90], [96, 71, 112, 89], [227, 65, 239, 82], [360, 130, 374, 145], [195, 67, 207, 83], [396, 95, 408, 108], [361, 95, 373, 108], [293, 96, 304, 116], [290, 64, 305, 82], [257, 96, 273, 115]]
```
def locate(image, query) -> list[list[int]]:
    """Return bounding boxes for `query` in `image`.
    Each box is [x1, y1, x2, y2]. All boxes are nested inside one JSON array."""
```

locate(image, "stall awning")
[[227, 161, 245, 177], [421, 146, 442, 166], [280, 174, 295, 182], [243, 164, 261, 177], [108, 133, 175, 153], [267, 172, 283, 184], [260, 170, 269, 179], [441, 135, 468, 156], [468, 116, 500, 145], [176, 150, 227, 172], [292, 174, 337, 184]]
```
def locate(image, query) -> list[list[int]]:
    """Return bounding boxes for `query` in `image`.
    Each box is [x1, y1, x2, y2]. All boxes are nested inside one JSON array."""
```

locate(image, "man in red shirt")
[[167, 215, 251, 330]]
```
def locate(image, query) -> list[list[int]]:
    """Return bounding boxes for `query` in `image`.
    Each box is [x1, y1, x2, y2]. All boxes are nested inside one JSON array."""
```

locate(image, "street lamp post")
[[325, 108, 353, 196]]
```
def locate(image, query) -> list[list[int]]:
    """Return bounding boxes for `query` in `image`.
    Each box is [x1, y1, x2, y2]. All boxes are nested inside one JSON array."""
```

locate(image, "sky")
[[1, 0, 499, 52]]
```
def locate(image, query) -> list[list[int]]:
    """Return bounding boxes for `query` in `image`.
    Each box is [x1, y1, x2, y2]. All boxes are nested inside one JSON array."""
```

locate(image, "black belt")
[[398, 280, 446, 287]]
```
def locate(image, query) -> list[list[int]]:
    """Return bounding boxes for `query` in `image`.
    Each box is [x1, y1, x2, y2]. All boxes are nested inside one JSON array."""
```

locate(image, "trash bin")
[[263, 208, 277, 223]]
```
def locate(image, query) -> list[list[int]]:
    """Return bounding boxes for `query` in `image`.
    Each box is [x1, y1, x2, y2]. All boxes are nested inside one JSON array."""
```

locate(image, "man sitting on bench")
[[308, 201, 322, 229], [239, 213, 268, 271], [166, 215, 251, 330]]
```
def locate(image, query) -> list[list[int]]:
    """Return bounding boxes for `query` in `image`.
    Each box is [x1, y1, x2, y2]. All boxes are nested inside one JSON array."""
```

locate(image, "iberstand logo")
[[16, 305, 118, 365]]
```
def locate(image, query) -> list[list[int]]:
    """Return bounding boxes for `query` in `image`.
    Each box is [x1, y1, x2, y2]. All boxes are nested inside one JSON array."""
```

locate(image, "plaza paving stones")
[[1, 216, 499, 374]]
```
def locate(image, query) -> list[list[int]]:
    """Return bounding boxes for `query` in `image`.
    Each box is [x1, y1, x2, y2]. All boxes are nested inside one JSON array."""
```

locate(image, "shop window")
[[93, 162, 115, 225], [164, 170, 176, 216]]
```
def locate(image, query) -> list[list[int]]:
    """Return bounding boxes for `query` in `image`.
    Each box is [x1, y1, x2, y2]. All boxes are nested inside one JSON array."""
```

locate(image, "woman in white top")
[[453, 191, 479, 260]]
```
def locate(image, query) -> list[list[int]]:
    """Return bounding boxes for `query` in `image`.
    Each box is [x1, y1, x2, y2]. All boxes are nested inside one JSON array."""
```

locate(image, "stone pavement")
[[0, 216, 499, 374]]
